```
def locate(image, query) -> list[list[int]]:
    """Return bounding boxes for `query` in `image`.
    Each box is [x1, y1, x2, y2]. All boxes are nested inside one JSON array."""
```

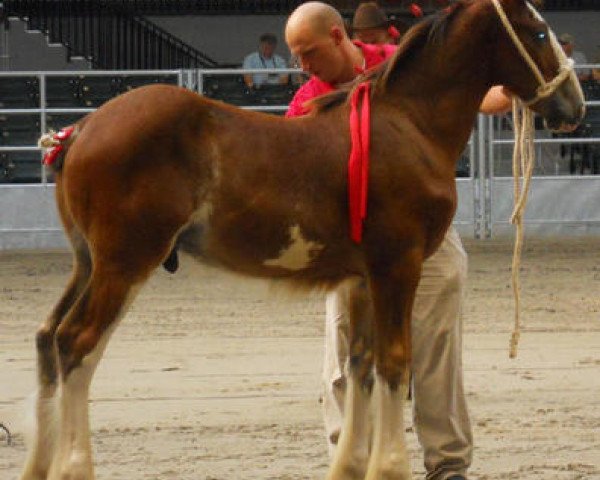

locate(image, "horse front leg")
[[364, 254, 422, 480], [326, 278, 375, 480]]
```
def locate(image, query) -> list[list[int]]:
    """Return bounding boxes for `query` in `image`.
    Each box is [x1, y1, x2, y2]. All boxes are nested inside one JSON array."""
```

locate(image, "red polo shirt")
[[286, 41, 397, 118]]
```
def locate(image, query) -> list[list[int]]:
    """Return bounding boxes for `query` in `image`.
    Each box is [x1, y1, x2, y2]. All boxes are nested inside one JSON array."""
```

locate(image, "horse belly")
[[176, 207, 330, 280]]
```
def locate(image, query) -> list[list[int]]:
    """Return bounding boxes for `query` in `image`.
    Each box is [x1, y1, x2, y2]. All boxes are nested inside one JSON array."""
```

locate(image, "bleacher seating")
[[0, 77, 40, 108], [0, 151, 42, 183], [555, 102, 600, 175], [253, 84, 297, 106], [202, 74, 251, 106], [46, 75, 180, 110], [45, 76, 84, 108], [456, 154, 471, 178], [202, 75, 299, 108], [46, 113, 87, 132], [79, 76, 121, 107], [0, 115, 40, 146], [117, 75, 179, 93], [581, 79, 600, 101]]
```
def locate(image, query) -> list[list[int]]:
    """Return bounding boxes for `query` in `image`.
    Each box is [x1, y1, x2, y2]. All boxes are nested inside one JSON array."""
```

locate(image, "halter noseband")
[[490, 0, 577, 107]]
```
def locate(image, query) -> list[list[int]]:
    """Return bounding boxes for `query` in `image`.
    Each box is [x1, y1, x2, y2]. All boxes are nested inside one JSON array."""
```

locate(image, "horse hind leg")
[[20, 232, 92, 480], [45, 255, 149, 480], [326, 278, 374, 480]]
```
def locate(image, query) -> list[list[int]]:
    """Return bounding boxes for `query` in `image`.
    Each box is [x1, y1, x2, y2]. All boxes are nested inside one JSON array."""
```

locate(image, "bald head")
[[285, 1, 362, 85], [285, 1, 345, 43]]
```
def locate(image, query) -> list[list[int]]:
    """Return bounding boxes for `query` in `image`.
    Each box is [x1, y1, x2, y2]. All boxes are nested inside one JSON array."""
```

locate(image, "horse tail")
[[39, 116, 88, 172]]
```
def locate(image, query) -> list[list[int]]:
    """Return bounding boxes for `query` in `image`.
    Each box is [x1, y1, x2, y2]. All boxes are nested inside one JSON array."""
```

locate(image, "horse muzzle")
[[535, 80, 586, 133], [542, 100, 585, 133]]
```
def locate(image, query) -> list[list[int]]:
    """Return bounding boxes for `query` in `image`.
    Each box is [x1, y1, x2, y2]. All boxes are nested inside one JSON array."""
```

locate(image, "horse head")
[[490, 0, 585, 131]]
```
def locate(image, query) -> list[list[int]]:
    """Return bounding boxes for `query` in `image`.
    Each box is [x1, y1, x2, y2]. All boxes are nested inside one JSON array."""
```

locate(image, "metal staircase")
[[2, 0, 219, 69]]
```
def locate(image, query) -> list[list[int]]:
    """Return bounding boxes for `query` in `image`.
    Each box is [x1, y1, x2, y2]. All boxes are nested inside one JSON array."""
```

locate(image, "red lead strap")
[[348, 82, 371, 244]]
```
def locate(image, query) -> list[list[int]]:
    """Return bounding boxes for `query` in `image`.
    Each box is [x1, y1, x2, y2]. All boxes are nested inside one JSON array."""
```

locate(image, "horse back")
[[57, 84, 364, 285]]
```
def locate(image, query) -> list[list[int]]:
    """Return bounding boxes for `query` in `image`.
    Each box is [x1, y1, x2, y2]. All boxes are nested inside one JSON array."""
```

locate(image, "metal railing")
[[0, 70, 184, 182], [1, 66, 600, 239]]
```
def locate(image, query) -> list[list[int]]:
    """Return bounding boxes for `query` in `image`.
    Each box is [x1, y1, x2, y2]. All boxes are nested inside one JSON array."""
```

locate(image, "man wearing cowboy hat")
[[351, 1, 402, 45]]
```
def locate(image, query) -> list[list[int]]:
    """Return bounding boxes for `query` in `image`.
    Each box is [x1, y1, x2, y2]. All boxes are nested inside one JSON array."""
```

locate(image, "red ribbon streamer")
[[409, 3, 424, 17], [42, 126, 75, 166], [388, 25, 401, 40], [348, 82, 371, 244]]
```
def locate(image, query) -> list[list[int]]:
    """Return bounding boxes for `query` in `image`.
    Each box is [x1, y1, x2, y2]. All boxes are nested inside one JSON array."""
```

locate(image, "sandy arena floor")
[[1, 237, 599, 479]]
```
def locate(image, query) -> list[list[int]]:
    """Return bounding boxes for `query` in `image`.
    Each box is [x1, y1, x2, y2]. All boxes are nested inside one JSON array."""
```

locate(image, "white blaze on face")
[[264, 225, 323, 271]]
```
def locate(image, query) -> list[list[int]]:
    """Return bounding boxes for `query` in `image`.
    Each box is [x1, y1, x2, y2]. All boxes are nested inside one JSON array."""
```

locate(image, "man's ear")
[[330, 25, 344, 45]]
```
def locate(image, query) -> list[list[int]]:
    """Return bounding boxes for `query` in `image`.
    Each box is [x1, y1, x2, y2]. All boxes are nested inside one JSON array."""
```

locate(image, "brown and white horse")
[[22, 0, 583, 479]]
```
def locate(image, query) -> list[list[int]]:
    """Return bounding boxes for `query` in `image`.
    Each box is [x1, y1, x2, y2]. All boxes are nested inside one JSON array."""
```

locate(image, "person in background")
[[242, 33, 289, 89], [351, 1, 401, 45], [559, 33, 591, 81], [285, 3, 512, 480]]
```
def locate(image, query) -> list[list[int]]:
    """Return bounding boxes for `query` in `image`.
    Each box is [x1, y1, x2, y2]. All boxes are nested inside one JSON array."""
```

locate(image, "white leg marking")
[[264, 225, 323, 271], [326, 367, 371, 480], [48, 287, 140, 480], [365, 374, 412, 480], [20, 390, 58, 480], [48, 331, 111, 480]]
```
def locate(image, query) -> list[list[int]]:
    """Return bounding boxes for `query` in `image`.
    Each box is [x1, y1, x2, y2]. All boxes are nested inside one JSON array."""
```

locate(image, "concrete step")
[[7, 18, 91, 71]]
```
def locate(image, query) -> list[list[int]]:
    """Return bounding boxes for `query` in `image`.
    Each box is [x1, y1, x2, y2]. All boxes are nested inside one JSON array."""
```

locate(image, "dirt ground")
[[1, 237, 599, 480]]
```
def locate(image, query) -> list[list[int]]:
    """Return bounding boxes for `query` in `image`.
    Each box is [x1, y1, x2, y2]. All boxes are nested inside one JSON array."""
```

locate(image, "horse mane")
[[308, 1, 466, 114]]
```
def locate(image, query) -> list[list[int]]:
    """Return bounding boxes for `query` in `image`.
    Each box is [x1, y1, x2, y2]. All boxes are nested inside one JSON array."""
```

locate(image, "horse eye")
[[536, 31, 547, 41]]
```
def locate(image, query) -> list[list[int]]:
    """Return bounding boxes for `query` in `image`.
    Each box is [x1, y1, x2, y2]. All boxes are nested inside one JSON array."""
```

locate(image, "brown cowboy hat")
[[352, 2, 389, 30]]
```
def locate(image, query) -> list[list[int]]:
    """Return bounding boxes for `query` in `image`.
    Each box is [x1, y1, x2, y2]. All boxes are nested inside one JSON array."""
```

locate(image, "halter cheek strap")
[[490, 0, 580, 106]]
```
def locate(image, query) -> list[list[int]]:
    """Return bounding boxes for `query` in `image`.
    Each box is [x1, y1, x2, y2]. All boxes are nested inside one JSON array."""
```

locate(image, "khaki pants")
[[322, 227, 472, 480]]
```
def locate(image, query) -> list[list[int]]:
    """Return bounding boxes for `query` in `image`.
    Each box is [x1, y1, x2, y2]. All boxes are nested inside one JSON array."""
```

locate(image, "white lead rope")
[[490, 0, 578, 358], [508, 99, 535, 359]]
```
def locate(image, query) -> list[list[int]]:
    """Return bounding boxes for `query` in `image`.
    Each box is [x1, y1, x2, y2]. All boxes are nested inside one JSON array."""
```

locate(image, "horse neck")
[[378, 7, 496, 161]]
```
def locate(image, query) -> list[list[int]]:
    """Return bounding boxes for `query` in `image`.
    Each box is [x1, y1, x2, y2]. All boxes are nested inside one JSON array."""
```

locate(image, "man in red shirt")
[[286, 2, 509, 117], [285, 3, 511, 480]]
